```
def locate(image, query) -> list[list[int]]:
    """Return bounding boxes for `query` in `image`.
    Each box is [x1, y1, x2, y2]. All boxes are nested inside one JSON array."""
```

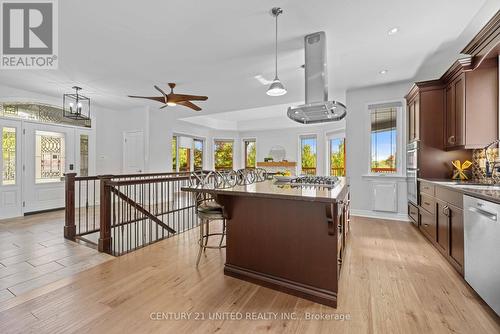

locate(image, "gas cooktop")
[[289, 176, 340, 188]]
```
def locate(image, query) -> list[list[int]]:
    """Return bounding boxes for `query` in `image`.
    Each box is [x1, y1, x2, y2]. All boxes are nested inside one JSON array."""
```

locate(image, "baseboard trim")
[[350, 209, 409, 222]]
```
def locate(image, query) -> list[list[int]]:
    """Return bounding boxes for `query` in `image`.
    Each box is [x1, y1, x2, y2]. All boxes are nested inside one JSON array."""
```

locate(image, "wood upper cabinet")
[[444, 74, 465, 148], [407, 96, 420, 143], [444, 58, 498, 150]]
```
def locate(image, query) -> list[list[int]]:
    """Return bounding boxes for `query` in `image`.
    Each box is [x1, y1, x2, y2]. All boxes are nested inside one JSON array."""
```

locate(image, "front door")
[[123, 130, 145, 173], [0, 118, 22, 219], [23, 122, 75, 213]]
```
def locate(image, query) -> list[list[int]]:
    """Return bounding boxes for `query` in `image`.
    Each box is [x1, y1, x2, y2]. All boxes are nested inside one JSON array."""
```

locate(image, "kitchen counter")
[[182, 178, 349, 203], [418, 178, 500, 204], [182, 179, 350, 308]]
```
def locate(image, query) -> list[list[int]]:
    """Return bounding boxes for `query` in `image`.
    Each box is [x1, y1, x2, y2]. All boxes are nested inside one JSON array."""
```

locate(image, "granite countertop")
[[181, 178, 349, 203], [419, 178, 500, 204]]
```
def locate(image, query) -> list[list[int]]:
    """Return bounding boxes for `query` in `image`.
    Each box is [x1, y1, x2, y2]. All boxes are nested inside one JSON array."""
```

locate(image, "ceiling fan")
[[128, 83, 208, 111]]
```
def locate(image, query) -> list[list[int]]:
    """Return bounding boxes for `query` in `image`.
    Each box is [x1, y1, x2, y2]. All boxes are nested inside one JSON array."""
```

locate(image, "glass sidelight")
[[80, 134, 89, 176], [2, 127, 16, 185]]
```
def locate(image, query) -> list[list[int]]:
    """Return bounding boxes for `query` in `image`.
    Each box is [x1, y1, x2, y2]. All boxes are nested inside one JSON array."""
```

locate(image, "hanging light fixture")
[[267, 7, 287, 97], [63, 86, 91, 121]]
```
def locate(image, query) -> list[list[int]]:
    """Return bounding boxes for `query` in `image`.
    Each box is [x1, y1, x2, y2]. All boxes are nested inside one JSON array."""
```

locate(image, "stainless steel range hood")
[[288, 32, 347, 124]]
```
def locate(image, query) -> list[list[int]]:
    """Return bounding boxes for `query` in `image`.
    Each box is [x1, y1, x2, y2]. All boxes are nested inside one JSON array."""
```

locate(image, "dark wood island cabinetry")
[[182, 179, 350, 308]]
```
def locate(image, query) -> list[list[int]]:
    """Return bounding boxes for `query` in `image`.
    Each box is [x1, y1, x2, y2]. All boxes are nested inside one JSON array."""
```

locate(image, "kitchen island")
[[182, 178, 350, 307]]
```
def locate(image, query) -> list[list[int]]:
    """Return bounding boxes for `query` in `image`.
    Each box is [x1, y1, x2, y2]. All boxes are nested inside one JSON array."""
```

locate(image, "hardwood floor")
[[0, 215, 498, 333], [0, 211, 113, 303]]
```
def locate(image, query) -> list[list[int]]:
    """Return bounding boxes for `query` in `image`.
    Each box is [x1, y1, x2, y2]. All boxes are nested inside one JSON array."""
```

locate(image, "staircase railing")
[[64, 171, 197, 255]]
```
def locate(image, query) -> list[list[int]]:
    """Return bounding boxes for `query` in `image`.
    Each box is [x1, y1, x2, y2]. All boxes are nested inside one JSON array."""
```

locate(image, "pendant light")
[[63, 86, 91, 121], [267, 7, 287, 97]]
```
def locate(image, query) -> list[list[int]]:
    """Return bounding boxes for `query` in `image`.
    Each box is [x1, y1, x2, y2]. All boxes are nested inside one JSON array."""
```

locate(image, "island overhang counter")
[[182, 178, 350, 307]]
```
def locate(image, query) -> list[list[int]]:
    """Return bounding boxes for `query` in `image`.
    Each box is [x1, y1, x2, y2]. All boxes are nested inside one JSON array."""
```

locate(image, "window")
[[300, 135, 317, 175], [370, 104, 398, 173], [35, 131, 65, 183], [244, 139, 256, 169], [178, 147, 190, 172], [194, 139, 204, 171], [80, 134, 89, 177], [2, 127, 16, 185], [329, 137, 346, 176], [172, 136, 177, 171], [214, 140, 234, 171]]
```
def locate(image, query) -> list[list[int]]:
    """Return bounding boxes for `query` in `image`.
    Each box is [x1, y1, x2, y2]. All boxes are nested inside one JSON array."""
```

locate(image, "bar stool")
[[191, 171, 229, 267]]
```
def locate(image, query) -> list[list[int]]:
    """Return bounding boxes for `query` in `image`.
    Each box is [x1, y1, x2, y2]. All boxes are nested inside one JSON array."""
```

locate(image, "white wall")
[[346, 81, 413, 221], [240, 121, 345, 176]]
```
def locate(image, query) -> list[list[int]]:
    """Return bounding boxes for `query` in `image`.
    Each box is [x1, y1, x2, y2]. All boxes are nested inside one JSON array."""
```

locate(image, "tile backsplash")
[[471, 148, 500, 183]]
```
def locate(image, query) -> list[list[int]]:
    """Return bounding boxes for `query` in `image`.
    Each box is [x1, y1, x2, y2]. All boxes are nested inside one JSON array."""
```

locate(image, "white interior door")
[[123, 130, 145, 173], [23, 122, 75, 213], [0, 118, 22, 219]]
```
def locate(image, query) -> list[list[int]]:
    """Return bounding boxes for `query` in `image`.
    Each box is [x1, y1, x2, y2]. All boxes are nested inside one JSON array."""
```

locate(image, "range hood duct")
[[288, 32, 347, 124]]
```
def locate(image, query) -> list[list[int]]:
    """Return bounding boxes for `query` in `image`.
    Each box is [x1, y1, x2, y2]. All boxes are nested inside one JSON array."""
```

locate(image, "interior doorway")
[[123, 130, 145, 174]]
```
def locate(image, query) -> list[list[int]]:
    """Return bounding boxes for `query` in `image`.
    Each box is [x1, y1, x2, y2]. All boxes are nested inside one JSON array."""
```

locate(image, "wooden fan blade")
[[154, 85, 167, 97], [178, 101, 202, 111], [128, 95, 165, 103], [168, 94, 208, 102]]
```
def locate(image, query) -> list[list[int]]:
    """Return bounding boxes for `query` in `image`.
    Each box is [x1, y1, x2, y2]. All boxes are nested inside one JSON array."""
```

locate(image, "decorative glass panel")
[[194, 139, 203, 171], [214, 140, 233, 171], [300, 136, 317, 175], [35, 131, 65, 183], [2, 127, 16, 185], [0, 103, 90, 128], [80, 134, 89, 177]]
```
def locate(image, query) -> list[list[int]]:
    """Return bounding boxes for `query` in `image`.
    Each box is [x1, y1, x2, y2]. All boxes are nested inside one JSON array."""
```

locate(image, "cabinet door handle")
[[442, 205, 450, 217], [448, 135, 455, 144], [424, 201, 431, 206]]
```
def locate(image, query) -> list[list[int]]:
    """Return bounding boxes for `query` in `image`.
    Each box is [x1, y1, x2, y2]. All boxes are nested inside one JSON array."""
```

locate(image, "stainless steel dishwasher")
[[464, 195, 500, 316]]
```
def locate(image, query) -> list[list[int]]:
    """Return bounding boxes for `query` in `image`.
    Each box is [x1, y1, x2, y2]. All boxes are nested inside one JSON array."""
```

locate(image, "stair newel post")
[[64, 173, 77, 240], [98, 175, 114, 254]]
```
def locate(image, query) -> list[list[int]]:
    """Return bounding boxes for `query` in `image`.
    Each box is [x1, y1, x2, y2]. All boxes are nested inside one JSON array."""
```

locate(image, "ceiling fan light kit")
[[266, 7, 287, 97]]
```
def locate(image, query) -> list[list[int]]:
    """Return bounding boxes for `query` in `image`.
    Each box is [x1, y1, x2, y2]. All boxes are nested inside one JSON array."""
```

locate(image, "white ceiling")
[[0, 0, 497, 124]]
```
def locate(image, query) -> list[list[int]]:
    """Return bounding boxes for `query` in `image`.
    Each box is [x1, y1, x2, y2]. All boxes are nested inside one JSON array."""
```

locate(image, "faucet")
[[484, 139, 500, 177]]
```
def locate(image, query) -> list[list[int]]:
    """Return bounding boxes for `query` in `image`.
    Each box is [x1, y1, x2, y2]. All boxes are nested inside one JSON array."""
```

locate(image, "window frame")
[[213, 139, 234, 171], [298, 134, 318, 176], [366, 100, 404, 176], [172, 133, 206, 172], [193, 138, 204, 171], [242, 138, 256, 169], [326, 131, 346, 177]]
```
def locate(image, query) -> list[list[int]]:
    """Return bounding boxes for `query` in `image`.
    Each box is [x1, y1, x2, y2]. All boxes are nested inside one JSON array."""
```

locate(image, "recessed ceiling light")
[[379, 69, 388, 75], [388, 27, 399, 35]]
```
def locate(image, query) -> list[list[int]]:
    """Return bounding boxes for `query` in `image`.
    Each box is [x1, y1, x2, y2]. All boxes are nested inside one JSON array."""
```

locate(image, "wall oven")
[[407, 141, 418, 170], [407, 141, 419, 205]]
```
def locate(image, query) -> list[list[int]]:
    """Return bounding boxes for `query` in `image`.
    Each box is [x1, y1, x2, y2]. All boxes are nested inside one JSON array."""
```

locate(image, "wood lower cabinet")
[[448, 205, 464, 271], [419, 208, 437, 241], [436, 200, 450, 253], [416, 181, 464, 275]]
